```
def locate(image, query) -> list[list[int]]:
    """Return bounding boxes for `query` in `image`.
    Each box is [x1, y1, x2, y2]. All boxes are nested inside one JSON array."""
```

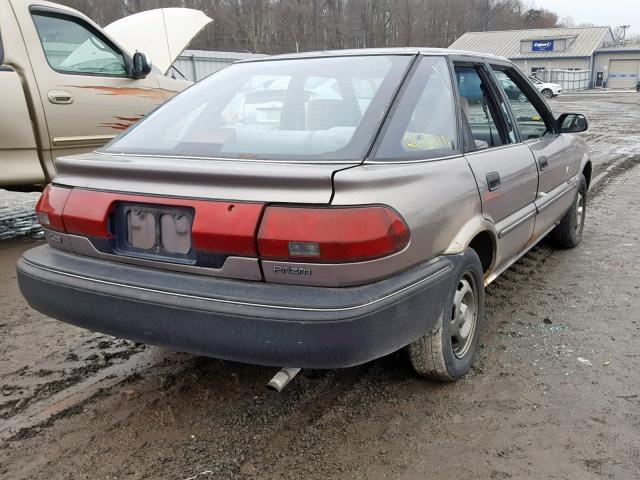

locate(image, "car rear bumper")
[[17, 246, 458, 368]]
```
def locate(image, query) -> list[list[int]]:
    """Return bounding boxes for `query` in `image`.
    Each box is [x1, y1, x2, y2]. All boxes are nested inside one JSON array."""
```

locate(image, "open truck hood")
[[104, 8, 212, 75]]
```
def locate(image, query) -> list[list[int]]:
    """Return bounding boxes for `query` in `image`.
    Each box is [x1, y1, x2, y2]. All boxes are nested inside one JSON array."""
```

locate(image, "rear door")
[[14, 3, 164, 159], [455, 62, 539, 268], [490, 66, 577, 239]]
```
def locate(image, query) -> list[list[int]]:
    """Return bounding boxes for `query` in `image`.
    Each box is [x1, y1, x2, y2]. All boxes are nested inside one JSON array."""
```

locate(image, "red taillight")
[[62, 188, 115, 238], [257, 206, 410, 263], [191, 202, 263, 256], [35, 185, 71, 232], [54, 188, 264, 257]]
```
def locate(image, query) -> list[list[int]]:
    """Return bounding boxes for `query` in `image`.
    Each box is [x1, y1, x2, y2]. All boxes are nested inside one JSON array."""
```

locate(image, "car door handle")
[[486, 172, 501, 191], [48, 90, 73, 104], [538, 156, 549, 171]]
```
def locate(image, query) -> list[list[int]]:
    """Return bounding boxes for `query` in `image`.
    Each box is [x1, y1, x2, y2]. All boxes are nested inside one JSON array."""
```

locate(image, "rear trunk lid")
[[54, 152, 350, 204]]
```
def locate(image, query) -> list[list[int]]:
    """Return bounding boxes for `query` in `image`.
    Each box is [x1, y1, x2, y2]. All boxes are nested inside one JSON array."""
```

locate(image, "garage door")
[[608, 60, 640, 89]]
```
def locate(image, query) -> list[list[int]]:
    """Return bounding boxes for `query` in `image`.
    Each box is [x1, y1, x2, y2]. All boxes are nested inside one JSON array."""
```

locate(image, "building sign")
[[532, 40, 554, 52]]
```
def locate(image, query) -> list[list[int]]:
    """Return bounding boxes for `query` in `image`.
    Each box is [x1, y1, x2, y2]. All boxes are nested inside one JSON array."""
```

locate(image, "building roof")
[[450, 26, 613, 59], [595, 44, 640, 54]]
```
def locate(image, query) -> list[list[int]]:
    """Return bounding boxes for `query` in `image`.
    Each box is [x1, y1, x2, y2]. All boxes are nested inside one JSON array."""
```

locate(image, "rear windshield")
[[103, 55, 412, 161]]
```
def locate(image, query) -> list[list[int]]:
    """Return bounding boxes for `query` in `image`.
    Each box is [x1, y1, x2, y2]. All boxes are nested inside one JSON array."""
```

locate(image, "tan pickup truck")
[[0, 0, 211, 190]]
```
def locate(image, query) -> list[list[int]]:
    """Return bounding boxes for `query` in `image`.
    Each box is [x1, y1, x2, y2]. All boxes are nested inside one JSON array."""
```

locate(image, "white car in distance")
[[528, 76, 562, 99]]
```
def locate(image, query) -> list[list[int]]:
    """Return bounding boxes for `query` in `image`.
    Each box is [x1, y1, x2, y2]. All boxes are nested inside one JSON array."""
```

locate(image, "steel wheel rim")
[[543, 90, 552, 99], [575, 191, 585, 233], [450, 273, 478, 359]]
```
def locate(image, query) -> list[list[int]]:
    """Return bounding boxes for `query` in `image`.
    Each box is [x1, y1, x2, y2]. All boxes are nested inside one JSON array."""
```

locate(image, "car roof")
[[236, 47, 509, 64]]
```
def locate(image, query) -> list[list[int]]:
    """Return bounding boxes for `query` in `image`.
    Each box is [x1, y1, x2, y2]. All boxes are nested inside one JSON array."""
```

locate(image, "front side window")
[[32, 12, 127, 76], [104, 55, 412, 161], [492, 68, 552, 140], [374, 56, 457, 160]]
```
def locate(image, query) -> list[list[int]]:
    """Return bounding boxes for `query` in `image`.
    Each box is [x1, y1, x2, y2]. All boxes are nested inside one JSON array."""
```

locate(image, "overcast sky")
[[534, 0, 640, 36]]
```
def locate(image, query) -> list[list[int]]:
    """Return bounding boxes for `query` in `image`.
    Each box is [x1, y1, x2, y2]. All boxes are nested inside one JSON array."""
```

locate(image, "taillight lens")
[[62, 188, 115, 238], [35, 185, 71, 232], [41, 187, 264, 257], [257, 206, 410, 263]]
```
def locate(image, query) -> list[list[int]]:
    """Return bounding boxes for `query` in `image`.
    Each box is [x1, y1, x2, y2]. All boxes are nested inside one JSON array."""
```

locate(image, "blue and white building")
[[450, 27, 640, 90]]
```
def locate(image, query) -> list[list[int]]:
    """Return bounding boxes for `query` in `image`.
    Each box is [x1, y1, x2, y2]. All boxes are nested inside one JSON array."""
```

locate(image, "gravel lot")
[[0, 92, 639, 479]]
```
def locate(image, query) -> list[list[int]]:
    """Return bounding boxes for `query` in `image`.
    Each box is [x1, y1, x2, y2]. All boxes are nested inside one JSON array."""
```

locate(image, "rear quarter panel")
[[331, 156, 486, 279]]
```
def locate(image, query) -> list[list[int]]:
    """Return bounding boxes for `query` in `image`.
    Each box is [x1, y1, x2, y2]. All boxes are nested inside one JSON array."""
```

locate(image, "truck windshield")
[[103, 55, 412, 161]]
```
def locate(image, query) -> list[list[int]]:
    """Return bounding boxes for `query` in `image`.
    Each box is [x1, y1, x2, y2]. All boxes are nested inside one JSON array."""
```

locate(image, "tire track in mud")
[[0, 344, 185, 442], [590, 154, 640, 194], [0, 341, 145, 422], [485, 244, 553, 306]]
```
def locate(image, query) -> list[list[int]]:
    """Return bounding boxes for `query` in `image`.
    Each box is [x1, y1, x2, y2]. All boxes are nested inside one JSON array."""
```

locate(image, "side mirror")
[[557, 113, 588, 134], [132, 52, 152, 79]]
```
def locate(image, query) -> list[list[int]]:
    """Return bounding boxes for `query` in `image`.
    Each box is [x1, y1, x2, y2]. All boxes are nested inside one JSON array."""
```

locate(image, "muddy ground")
[[0, 92, 639, 479]]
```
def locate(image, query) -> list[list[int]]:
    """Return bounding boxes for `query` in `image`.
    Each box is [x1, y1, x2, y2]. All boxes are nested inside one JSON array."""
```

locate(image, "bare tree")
[[55, 0, 565, 54]]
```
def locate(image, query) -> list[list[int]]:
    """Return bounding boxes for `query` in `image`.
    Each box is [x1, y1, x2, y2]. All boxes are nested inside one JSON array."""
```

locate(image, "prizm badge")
[[273, 265, 312, 276]]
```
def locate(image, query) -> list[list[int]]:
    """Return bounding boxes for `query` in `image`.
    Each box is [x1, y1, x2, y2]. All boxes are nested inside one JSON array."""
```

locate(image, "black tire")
[[548, 175, 587, 249], [408, 248, 485, 381], [542, 89, 553, 99]]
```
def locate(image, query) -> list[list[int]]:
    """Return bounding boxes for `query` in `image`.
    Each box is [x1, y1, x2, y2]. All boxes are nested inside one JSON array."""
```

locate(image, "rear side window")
[[32, 12, 127, 76], [455, 65, 515, 150], [374, 56, 457, 161], [104, 55, 412, 161]]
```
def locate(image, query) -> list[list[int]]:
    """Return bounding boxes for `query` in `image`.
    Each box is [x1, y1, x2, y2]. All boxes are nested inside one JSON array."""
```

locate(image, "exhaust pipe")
[[267, 367, 301, 392]]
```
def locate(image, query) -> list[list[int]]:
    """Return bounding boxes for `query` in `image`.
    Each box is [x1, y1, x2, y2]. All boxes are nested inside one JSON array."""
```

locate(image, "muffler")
[[267, 367, 301, 392]]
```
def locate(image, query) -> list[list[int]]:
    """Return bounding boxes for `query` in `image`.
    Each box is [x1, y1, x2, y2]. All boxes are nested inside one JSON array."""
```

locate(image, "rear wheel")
[[542, 88, 553, 99], [408, 249, 485, 381], [548, 175, 587, 248]]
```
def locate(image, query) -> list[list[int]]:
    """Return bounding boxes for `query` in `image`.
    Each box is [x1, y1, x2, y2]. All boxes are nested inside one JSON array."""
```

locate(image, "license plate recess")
[[114, 203, 196, 264]]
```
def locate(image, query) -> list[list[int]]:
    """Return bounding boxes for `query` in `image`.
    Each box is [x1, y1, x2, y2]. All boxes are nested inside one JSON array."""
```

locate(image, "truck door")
[[456, 62, 539, 269], [0, 66, 46, 186], [490, 66, 578, 240], [15, 4, 164, 159]]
